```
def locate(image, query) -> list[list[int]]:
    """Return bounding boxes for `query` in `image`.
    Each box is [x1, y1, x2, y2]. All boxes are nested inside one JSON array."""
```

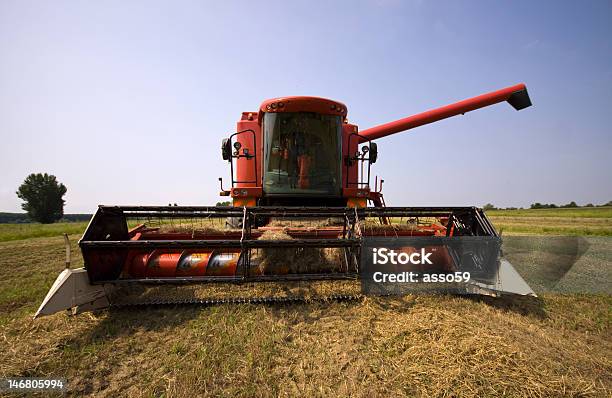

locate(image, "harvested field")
[[503, 236, 612, 294], [0, 209, 611, 397], [0, 233, 611, 397]]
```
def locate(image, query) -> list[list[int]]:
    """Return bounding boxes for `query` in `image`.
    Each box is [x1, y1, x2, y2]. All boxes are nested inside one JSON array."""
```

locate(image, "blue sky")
[[1, 0, 610, 212]]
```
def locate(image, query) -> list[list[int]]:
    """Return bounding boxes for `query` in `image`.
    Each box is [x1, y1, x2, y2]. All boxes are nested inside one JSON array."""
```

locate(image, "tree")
[[531, 202, 558, 209], [16, 173, 67, 223]]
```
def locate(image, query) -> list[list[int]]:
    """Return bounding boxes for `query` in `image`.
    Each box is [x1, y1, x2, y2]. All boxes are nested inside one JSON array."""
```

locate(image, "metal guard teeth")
[[110, 294, 364, 308]]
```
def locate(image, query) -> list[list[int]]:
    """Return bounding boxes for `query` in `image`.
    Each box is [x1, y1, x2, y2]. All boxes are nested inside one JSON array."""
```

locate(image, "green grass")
[[386, 206, 612, 236], [485, 207, 612, 236], [492, 223, 612, 236], [487, 206, 612, 218], [0, 221, 89, 242]]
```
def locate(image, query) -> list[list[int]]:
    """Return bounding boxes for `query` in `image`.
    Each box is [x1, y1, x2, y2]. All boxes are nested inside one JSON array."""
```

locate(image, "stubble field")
[[0, 208, 610, 397]]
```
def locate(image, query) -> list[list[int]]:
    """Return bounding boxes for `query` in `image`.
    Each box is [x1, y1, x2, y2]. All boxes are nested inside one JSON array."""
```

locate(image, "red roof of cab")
[[259, 96, 348, 117]]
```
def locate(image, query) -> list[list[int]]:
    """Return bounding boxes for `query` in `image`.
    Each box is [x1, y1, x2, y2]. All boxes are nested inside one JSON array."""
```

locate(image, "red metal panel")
[[341, 123, 359, 190], [235, 119, 261, 188], [260, 96, 348, 117]]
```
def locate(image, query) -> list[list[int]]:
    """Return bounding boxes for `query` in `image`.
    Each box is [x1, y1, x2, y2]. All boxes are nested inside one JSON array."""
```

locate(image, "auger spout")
[[359, 83, 532, 141]]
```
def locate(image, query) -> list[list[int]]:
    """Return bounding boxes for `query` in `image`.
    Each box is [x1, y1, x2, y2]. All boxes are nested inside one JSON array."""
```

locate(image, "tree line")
[[483, 200, 612, 210], [0, 212, 91, 224], [11, 172, 612, 223]]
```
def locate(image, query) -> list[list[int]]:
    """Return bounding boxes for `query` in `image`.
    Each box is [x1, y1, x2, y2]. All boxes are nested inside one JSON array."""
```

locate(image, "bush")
[[530, 203, 558, 209]]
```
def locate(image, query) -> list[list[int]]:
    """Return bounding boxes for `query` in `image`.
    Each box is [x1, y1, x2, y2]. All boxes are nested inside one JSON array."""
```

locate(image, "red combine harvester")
[[36, 84, 535, 317]]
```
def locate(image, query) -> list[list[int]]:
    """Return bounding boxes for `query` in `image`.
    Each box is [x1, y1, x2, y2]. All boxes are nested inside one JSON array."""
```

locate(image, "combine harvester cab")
[[36, 84, 535, 317]]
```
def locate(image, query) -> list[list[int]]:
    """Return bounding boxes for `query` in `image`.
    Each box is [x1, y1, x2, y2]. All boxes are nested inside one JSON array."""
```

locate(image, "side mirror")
[[369, 142, 378, 164], [221, 138, 232, 161]]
